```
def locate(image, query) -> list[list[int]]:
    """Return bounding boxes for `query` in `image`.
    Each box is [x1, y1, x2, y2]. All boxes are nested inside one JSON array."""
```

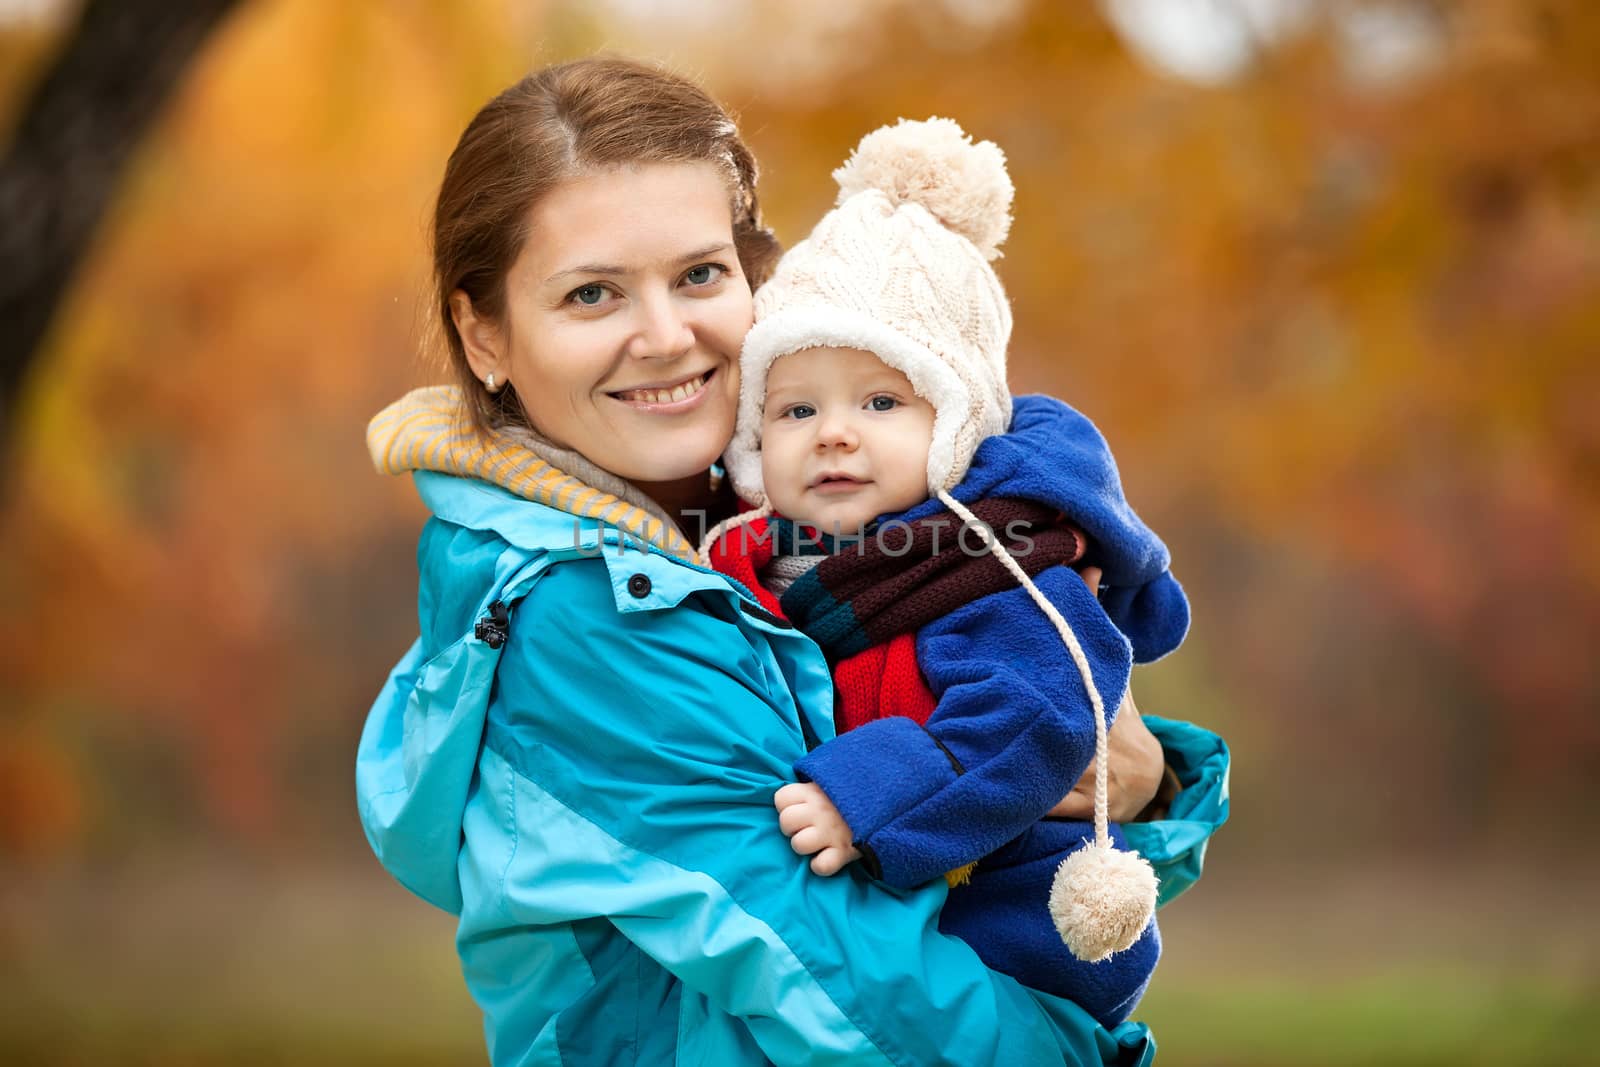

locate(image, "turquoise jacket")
[[356, 391, 1230, 1066]]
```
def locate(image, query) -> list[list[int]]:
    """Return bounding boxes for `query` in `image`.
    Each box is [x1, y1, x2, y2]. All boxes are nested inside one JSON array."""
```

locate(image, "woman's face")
[[456, 162, 752, 487]]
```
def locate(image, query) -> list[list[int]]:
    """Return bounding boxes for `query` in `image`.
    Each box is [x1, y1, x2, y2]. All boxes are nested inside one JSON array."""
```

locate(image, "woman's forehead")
[[519, 162, 735, 283]]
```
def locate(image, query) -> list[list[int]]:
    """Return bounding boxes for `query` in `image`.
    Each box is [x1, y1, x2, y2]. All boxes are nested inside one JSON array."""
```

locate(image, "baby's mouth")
[[811, 474, 869, 492]]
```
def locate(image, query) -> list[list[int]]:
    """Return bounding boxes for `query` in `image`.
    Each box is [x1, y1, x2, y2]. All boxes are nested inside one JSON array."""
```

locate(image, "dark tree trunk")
[[0, 0, 241, 451]]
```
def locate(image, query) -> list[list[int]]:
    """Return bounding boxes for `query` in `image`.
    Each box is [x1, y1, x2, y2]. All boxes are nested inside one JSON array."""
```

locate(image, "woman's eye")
[[570, 284, 608, 307], [684, 264, 724, 286], [868, 395, 899, 412]]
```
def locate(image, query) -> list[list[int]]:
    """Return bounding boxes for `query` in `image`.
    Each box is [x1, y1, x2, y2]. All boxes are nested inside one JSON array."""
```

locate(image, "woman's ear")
[[449, 289, 505, 385]]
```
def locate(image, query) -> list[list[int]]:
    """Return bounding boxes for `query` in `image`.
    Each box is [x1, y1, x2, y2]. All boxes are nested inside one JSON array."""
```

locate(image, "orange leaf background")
[[2, 1, 1596, 1062]]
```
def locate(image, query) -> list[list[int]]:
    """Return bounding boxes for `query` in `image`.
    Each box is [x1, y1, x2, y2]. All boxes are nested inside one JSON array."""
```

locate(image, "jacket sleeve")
[[476, 560, 1151, 1067], [795, 565, 1133, 888], [1124, 714, 1231, 908]]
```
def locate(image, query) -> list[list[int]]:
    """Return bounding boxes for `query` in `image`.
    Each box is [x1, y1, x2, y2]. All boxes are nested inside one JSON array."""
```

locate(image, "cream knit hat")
[[724, 117, 1016, 507]]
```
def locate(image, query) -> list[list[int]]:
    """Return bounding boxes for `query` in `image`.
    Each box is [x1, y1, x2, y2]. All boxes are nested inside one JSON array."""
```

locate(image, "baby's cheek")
[[878, 471, 932, 515], [760, 447, 802, 507]]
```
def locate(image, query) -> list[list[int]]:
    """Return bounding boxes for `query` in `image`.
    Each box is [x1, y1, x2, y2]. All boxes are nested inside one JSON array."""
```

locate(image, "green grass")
[[0, 865, 485, 1066], [3, 863, 1596, 1065], [1138, 969, 1599, 1067], [0, 1028, 482, 1067], [3, 968, 1592, 1066]]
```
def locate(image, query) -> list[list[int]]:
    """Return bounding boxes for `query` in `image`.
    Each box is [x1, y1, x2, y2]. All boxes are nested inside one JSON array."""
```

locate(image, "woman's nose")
[[627, 293, 694, 361]]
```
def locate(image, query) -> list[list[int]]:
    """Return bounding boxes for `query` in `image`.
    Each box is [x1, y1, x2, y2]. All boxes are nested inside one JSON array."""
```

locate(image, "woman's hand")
[[1048, 688, 1165, 822], [1048, 567, 1166, 822], [775, 782, 862, 875]]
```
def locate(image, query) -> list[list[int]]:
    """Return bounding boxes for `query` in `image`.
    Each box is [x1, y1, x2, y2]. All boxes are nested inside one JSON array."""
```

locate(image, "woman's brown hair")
[[432, 56, 782, 433]]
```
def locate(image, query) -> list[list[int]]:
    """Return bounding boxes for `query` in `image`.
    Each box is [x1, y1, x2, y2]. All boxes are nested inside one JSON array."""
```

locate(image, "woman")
[[357, 56, 1228, 1066]]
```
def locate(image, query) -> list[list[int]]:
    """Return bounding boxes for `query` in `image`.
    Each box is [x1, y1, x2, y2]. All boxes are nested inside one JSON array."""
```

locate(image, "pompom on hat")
[[723, 117, 1016, 508]]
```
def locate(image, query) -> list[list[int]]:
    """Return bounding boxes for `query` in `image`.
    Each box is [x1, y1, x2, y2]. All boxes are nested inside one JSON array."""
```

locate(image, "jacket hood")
[[359, 386, 698, 913], [356, 470, 581, 913], [896, 394, 1189, 662]]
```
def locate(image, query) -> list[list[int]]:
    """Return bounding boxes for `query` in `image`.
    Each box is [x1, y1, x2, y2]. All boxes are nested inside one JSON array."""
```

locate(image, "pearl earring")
[[485, 372, 497, 392]]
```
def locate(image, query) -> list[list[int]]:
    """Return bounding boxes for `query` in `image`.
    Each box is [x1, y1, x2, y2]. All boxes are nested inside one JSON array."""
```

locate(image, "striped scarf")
[[774, 498, 1087, 662]]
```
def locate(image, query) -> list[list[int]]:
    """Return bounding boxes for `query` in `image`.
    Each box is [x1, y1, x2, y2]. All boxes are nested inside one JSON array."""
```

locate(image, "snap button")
[[474, 600, 510, 649], [627, 573, 652, 598]]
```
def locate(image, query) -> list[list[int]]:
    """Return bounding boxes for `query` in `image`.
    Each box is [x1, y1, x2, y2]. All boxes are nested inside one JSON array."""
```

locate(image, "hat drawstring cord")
[[936, 488, 1157, 963]]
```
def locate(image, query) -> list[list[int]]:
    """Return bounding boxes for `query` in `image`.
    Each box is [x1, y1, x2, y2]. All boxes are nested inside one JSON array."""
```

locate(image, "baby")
[[704, 118, 1191, 1027]]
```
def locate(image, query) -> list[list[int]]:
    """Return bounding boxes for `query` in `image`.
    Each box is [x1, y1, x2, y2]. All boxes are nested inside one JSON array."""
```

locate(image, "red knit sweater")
[[707, 516, 937, 732]]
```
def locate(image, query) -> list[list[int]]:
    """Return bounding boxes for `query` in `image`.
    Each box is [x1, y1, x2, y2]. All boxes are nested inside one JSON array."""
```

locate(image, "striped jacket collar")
[[367, 385, 699, 563]]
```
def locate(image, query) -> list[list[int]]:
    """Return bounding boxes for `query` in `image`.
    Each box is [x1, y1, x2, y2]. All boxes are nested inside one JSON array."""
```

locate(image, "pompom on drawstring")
[[1048, 840, 1158, 963], [832, 117, 1014, 261]]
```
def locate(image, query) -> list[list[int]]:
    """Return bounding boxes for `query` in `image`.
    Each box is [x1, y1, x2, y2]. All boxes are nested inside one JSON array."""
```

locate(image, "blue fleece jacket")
[[792, 395, 1189, 1025]]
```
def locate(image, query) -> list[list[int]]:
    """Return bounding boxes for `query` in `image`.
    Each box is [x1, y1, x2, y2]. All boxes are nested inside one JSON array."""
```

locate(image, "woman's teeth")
[[616, 372, 708, 405]]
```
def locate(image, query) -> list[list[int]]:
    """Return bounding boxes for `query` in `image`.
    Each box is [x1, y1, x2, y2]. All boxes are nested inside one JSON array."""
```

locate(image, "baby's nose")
[[815, 416, 858, 449]]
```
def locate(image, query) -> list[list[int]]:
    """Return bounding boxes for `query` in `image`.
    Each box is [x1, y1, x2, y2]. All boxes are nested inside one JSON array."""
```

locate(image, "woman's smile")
[[609, 367, 716, 411]]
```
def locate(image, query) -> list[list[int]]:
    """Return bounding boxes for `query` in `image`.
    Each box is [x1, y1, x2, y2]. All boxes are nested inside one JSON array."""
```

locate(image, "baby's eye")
[[568, 283, 612, 307], [684, 263, 725, 286], [785, 404, 817, 420], [868, 395, 899, 412]]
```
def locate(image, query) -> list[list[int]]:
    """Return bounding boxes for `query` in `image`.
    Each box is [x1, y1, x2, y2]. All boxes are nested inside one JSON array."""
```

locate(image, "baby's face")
[[760, 347, 935, 534]]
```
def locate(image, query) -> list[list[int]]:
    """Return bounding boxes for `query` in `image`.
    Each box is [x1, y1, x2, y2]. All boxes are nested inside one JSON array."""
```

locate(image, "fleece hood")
[[896, 393, 1189, 663]]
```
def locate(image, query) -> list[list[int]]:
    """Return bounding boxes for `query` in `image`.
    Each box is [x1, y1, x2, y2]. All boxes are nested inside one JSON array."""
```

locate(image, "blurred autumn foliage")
[[1, 0, 1596, 873]]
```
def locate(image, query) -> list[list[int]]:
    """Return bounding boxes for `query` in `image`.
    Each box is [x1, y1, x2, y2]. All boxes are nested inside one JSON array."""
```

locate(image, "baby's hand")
[[774, 782, 861, 876]]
